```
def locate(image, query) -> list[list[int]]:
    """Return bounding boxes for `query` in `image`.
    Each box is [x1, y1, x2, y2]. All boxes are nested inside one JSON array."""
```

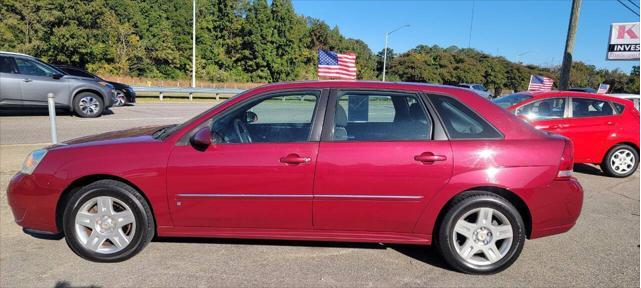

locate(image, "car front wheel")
[[436, 192, 525, 274], [62, 180, 154, 262], [73, 92, 104, 117], [601, 144, 639, 178], [114, 90, 127, 107]]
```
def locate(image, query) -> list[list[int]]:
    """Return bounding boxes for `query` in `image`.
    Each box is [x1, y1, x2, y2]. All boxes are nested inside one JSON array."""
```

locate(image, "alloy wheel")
[[79, 96, 101, 115], [452, 207, 514, 266], [74, 196, 136, 254]]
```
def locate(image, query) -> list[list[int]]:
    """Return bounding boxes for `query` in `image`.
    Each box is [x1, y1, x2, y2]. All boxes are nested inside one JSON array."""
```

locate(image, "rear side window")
[[571, 98, 614, 117], [332, 92, 432, 141], [613, 102, 625, 114], [429, 95, 502, 139], [0, 56, 17, 73]]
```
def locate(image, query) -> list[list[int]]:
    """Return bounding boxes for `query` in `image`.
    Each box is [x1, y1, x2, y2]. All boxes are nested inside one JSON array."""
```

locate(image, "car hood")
[[57, 125, 172, 147]]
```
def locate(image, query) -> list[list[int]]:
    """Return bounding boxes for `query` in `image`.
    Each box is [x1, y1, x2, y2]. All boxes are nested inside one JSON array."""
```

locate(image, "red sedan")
[[8, 81, 583, 274], [494, 91, 640, 178]]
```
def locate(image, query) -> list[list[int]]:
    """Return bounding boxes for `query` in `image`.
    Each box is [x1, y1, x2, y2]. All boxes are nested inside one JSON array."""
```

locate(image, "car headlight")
[[21, 149, 48, 175]]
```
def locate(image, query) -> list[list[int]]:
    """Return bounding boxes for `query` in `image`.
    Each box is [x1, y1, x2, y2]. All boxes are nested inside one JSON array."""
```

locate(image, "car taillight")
[[557, 139, 574, 179]]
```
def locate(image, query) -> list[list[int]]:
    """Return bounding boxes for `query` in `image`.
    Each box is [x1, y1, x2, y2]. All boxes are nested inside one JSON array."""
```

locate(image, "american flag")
[[528, 75, 554, 91], [597, 83, 610, 94], [317, 49, 357, 80]]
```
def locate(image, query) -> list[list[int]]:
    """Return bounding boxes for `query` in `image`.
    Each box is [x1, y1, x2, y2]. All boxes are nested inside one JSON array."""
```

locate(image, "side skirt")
[[157, 226, 432, 245]]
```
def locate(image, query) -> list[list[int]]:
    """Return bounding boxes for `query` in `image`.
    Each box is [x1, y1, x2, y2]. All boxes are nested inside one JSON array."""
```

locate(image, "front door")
[[14, 57, 69, 106], [560, 97, 620, 163], [313, 90, 453, 233], [167, 90, 325, 229]]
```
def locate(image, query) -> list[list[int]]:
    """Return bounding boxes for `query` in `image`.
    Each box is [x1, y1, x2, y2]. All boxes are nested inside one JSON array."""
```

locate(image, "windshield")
[[492, 93, 533, 109]]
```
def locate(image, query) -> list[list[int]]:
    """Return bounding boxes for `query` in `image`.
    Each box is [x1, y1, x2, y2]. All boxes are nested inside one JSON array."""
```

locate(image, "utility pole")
[[382, 24, 410, 82], [192, 0, 196, 88], [559, 0, 582, 90]]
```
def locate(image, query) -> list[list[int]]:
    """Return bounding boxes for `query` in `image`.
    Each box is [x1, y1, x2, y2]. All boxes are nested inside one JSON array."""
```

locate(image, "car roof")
[[513, 90, 634, 107], [608, 93, 640, 99], [0, 51, 33, 58], [254, 80, 475, 94]]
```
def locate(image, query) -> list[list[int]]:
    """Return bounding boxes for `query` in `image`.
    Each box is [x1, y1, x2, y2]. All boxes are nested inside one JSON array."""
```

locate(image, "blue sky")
[[293, 0, 640, 73]]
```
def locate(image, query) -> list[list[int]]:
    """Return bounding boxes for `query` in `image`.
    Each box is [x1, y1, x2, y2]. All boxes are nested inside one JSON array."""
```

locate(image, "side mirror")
[[190, 127, 212, 150], [52, 73, 64, 80], [245, 111, 258, 124]]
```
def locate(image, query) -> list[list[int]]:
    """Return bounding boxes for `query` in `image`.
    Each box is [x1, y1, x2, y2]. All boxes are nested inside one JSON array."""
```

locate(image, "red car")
[[8, 81, 583, 274], [494, 91, 640, 178]]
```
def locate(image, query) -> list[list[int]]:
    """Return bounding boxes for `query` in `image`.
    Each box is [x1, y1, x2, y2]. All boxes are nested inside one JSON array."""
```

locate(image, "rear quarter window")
[[429, 94, 502, 139]]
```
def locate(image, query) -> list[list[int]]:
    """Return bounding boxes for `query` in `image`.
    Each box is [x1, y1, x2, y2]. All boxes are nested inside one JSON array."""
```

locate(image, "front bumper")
[[7, 173, 60, 234]]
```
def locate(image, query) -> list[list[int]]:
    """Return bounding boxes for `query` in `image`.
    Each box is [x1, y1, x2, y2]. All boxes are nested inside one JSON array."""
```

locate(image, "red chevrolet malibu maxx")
[[494, 91, 640, 178], [8, 81, 583, 274]]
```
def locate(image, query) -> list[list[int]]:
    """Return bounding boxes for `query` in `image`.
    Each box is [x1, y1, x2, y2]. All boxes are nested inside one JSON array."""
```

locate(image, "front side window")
[[15, 58, 58, 77], [492, 93, 533, 109], [571, 98, 614, 118], [211, 92, 319, 143], [515, 98, 566, 120], [332, 92, 431, 141], [430, 94, 502, 139]]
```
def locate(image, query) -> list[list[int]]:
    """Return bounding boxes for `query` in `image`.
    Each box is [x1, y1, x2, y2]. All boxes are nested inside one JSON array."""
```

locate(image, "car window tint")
[[64, 68, 95, 78], [15, 58, 57, 77], [572, 98, 613, 118], [211, 93, 319, 143], [0, 56, 17, 73], [492, 93, 533, 109], [332, 92, 431, 141], [430, 94, 502, 139], [613, 102, 625, 114], [516, 98, 565, 120]]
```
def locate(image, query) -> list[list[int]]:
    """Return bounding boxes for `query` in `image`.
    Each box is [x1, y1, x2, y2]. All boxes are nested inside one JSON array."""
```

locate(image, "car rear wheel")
[[62, 180, 154, 262], [601, 144, 639, 178], [436, 192, 525, 274], [73, 92, 104, 117]]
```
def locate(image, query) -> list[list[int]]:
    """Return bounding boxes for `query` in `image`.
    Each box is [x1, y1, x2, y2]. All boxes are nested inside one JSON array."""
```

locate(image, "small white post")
[[47, 93, 58, 144], [189, 92, 193, 101], [159, 91, 164, 101]]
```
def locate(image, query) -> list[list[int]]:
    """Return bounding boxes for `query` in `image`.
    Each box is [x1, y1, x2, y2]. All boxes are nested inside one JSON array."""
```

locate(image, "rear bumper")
[[528, 178, 584, 239]]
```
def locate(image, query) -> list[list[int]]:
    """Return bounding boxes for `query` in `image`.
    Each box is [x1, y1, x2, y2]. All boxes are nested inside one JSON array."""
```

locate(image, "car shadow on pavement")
[[153, 237, 454, 271], [54, 281, 100, 288], [573, 164, 604, 176], [0, 107, 113, 117]]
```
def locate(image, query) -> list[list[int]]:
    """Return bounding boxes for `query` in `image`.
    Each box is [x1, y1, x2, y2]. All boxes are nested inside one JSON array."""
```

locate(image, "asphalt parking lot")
[[0, 103, 639, 287]]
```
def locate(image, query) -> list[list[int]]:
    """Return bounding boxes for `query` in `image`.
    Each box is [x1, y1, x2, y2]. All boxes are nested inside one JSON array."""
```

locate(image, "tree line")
[[1, 0, 638, 93]]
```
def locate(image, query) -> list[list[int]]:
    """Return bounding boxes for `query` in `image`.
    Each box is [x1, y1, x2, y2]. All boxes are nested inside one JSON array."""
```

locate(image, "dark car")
[[56, 66, 135, 106]]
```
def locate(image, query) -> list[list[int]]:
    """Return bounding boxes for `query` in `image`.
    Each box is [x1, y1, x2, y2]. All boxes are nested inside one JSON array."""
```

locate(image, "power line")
[[468, 0, 475, 48], [617, 0, 640, 16], [626, 0, 639, 9]]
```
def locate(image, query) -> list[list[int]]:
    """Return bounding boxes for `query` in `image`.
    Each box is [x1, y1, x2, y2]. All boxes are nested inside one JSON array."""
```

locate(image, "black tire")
[[435, 192, 526, 274], [73, 92, 104, 118], [62, 179, 154, 262], [600, 144, 639, 178]]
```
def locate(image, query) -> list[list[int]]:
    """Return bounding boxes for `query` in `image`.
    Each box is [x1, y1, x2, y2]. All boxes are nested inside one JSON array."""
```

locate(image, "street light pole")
[[192, 0, 196, 89], [382, 24, 409, 82]]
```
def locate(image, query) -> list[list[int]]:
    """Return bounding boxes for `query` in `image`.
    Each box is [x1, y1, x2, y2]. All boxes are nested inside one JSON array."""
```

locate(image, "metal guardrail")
[[131, 86, 246, 101]]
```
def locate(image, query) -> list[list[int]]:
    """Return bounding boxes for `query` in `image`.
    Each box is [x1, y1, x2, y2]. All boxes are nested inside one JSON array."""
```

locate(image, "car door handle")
[[605, 121, 615, 126], [414, 152, 447, 163], [23, 78, 32, 83], [280, 154, 311, 165]]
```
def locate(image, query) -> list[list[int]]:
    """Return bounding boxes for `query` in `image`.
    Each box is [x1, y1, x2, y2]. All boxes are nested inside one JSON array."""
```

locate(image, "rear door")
[[14, 57, 69, 106], [0, 56, 23, 106], [312, 89, 453, 233]]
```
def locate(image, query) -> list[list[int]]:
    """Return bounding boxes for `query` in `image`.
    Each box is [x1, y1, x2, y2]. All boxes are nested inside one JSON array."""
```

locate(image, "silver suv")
[[0, 51, 115, 117]]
